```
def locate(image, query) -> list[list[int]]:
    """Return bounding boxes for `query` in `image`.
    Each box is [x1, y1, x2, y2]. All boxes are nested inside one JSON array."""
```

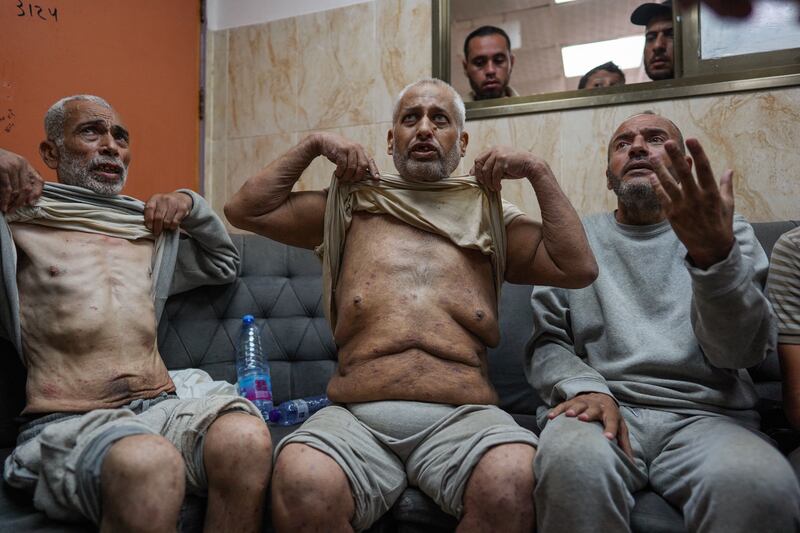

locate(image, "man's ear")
[[605, 168, 614, 190], [387, 129, 394, 156], [509, 53, 515, 72], [459, 131, 469, 156], [39, 140, 59, 170], [462, 57, 469, 76]]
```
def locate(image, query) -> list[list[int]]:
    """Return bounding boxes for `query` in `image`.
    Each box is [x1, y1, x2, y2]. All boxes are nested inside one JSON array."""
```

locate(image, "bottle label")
[[238, 373, 273, 402], [297, 400, 310, 421]]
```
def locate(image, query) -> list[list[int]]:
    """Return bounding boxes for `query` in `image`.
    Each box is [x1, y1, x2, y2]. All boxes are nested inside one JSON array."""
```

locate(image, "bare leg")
[[458, 443, 536, 533], [203, 412, 272, 533], [100, 434, 185, 533], [271, 443, 355, 533]]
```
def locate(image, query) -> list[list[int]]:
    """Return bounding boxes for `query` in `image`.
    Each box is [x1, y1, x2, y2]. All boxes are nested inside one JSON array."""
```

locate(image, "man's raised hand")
[[0, 148, 44, 213], [144, 191, 194, 236], [548, 392, 634, 459], [649, 138, 735, 269], [470, 146, 554, 192], [315, 132, 379, 184]]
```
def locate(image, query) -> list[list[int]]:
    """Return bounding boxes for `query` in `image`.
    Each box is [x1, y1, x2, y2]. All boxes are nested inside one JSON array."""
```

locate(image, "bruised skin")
[[11, 223, 173, 414], [329, 213, 500, 405]]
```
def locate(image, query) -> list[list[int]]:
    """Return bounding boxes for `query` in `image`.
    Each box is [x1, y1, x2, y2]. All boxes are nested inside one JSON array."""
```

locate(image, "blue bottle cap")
[[242, 314, 255, 325], [268, 409, 280, 423]]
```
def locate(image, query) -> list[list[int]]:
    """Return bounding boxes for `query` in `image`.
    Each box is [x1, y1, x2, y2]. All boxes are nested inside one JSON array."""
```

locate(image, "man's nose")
[[416, 116, 435, 137], [654, 32, 667, 51], [484, 61, 497, 76], [629, 134, 648, 156], [99, 133, 120, 156]]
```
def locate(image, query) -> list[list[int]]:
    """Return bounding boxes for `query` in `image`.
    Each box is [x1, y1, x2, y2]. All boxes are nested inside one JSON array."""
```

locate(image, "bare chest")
[[10, 223, 154, 304]]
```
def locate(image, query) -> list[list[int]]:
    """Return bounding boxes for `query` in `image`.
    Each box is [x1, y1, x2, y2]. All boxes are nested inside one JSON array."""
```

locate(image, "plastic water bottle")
[[268, 395, 331, 426], [235, 315, 273, 420]]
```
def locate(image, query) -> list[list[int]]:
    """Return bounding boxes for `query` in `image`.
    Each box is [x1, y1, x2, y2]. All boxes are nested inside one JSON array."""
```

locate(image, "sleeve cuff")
[[779, 333, 800, 345], [557, 377, 614, 402], [684, 240, 750, 298], [176, 188, 201, 215]]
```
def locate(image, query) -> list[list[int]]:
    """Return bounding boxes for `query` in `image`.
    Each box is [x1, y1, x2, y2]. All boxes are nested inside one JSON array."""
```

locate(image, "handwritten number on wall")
[[15, 1, 58, 22], [0, 109, 16, 134]]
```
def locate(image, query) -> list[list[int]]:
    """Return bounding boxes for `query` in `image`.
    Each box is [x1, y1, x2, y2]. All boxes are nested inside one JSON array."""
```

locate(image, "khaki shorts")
[[274, 401, 538, 531], [3, 393, 262, 524]]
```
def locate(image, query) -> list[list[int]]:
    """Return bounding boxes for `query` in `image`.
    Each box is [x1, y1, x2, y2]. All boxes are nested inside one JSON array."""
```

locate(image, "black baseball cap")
[[630, 0, 672, 25]]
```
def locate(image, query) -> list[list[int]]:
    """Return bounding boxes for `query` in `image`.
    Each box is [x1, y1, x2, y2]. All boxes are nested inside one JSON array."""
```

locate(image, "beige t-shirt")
[[318, 172, 523, 329]]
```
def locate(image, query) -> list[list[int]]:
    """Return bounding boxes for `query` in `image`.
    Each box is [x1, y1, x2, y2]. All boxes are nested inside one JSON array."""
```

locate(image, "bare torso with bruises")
[[10, 223, 173, 414], [328, 212, 501, 406]]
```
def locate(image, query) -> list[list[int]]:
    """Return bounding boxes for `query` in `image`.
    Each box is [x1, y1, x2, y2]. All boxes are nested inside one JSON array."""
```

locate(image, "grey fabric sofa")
[[1, 220, 798, 532]]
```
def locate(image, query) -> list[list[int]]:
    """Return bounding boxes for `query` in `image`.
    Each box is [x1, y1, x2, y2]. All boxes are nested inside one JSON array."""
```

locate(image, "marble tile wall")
[[205, 0, 800, 229]]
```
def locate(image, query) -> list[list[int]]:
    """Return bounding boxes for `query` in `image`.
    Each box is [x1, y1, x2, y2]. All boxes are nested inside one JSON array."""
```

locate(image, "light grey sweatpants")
[[534, 406, 800, 533]]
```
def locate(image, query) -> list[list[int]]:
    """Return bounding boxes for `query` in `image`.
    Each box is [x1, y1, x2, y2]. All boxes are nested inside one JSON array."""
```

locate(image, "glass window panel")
[[700, 0, 800, 59]]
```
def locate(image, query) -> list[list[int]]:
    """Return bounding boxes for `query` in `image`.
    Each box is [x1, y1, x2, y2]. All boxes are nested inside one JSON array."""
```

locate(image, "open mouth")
[[623, 161, 655, 175], [409, 142, 439, 160], [91, 162, 123, 179]]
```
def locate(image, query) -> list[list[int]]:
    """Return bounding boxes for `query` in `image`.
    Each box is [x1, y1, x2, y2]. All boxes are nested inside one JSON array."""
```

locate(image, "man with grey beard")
[[225, 77, 598, 532], [527, 112, 800, 532], [0, 95, 272, 532]]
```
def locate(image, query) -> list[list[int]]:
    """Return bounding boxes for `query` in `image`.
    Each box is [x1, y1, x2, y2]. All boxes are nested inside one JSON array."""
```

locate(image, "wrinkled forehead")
[[397, 85, 458, 117], [611, 113, 681, 141], [64, 100, 125, 130]]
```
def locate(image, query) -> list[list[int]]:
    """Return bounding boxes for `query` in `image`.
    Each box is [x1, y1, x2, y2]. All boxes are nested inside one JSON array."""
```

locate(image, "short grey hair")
[[392, 78, 465, 132], [44, 95, 112, 144]]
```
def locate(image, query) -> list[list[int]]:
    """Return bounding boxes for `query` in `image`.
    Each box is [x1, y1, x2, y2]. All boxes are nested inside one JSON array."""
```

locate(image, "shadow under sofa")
[[1, 220, 798, 532]]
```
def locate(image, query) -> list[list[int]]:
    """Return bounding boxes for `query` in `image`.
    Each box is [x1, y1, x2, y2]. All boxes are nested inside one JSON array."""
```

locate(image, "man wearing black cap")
[[631, 0, 675, 80]]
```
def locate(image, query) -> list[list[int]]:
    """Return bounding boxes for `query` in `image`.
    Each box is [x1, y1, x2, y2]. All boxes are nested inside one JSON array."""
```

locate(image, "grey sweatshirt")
[[526, 212, 776, 426], [0, 183, 240, 360]]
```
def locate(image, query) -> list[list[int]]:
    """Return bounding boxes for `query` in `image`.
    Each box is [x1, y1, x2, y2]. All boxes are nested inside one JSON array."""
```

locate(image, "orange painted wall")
[[0, 0, 201, 201]]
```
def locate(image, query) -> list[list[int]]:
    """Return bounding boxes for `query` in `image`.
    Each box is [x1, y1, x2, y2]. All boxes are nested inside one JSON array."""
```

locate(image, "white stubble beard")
[[57, 148, 128, 196], [392, 139, 462, 182]]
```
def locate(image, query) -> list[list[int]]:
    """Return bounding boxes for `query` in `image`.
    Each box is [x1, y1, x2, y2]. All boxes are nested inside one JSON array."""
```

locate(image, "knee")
[[205, 412, 272, 478], [103, 434, 185, 494], [462, 444, 536, 530], [536, 417, 621, 487], [272, 444, 352, 519], [465, 444, 535, 509], [700, 453, 800, 513]]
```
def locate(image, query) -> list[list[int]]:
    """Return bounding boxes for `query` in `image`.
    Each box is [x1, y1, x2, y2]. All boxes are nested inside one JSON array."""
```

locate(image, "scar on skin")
[[353, 296, 362, 305], [49, 266, 61, 276], [475, 310, 485, 321]]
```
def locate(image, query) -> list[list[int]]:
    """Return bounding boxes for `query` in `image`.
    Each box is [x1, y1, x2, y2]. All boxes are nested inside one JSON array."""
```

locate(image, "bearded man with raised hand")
[[528, 111, 800, 533], [0, 95, 271, 533]]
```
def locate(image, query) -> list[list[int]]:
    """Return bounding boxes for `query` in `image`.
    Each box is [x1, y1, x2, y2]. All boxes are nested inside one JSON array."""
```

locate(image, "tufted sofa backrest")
[[157, 235, 336, 405]]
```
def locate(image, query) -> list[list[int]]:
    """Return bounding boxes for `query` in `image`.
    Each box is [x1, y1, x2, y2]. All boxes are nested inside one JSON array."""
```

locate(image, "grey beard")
[[57, 151, 128, 196], [393, 141, 461, 182], [608, 173, 661, 214]]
